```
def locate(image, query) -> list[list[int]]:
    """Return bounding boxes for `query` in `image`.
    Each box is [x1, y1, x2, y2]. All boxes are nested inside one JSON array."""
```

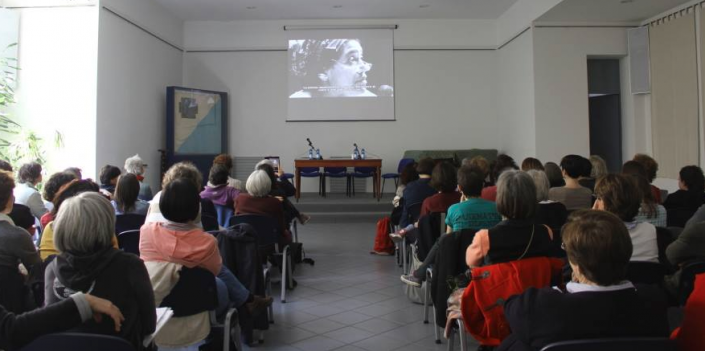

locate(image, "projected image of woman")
[[289, 39, 378, 98]]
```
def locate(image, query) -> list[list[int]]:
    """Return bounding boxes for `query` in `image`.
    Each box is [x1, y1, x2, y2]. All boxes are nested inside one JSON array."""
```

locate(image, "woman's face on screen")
[[323, 40, 372, 96]]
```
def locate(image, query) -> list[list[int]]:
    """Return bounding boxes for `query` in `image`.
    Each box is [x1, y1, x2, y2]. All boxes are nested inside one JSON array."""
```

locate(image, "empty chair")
[[19, 333, 136, 351], [322, 167, 349, 197], [298, 167, 322, 198], [115, 214, 146, 235], [350, 167, 377, 197]]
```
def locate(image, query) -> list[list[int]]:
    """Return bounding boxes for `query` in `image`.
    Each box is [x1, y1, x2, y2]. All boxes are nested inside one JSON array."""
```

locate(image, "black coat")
[[431, 229, 476, 328], [496, 285, 669, 351], [216, 224, 269, 337], [416, 213, 443, 261]]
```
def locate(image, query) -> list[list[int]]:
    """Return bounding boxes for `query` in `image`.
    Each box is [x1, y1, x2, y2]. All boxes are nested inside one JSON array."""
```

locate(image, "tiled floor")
[[243, 220, 477, 351]]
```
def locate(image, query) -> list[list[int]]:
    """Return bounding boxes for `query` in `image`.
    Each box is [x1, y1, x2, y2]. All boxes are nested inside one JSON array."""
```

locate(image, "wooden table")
[[294, 158, 382, 201]]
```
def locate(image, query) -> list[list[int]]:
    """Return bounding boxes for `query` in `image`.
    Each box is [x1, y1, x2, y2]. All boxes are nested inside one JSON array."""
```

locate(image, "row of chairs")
[[298, 157, 416, 198], [393, 205, 703, 350]]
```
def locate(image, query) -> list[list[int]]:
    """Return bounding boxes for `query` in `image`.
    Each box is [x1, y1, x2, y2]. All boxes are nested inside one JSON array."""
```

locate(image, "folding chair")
[[540, 337, 677, 351], [350, 167, 376, 198], [19, 333, 135, 351], [229, 214, 292, 303], [114, 214, 145, 235], [117, 229, 140, 256]]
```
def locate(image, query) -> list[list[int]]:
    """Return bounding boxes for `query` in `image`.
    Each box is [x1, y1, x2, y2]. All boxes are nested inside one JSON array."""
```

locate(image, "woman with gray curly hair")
[[124, 154, 153, 201]]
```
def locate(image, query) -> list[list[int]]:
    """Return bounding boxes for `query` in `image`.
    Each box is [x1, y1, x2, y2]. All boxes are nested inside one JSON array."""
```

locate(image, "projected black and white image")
[[288, 39, 393, 98]]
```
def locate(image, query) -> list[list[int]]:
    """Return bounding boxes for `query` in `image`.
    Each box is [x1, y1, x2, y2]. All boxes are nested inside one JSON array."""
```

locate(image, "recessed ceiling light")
[[419, 4, 430, 8], [246, 6, 257, 9], [333, 5, 343, 8], [620, 0, 634, 4]]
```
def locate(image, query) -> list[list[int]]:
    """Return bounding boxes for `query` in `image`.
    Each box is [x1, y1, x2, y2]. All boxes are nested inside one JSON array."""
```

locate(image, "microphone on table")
[[307, 138, 315, 150]]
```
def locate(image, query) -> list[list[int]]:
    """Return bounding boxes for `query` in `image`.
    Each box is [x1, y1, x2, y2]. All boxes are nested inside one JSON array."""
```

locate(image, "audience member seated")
[[0, 171, 41, 313], [13, 162, 48, 220], [527, 170, 568, 233], [124, 154, 153, 201], [576, 155, 595, 191], [633, 153, 663, 204], [520, 157, 544, 172], [420, 161, 460, 216], [8, 203, 35, 237], [211, 154, 244, 191], [255, 160, 310, 225], [663, 222, 705, 297], [140, 178, 272, 350], [63, 167, 83, 180], [496, 210, 669, 351], [593, 174, 659, 263], [445, 167, 501, 233], [482, 154, 518, 202], [464, 155, 491, 186], [580, 155, 607, 192], [200, 164, 239, 209], [543, 162, 565, 188], [671, 273, 705, 351], [44, 192, 155, 349], [112, 174, 149, 216], [0, 292, 125, 350], [664, 165, 705, 226], [392, 162, 418, 209], [98, 164, 121, 198], [548, 155, 593, 210], [631, 174, 668, 227], [236, 170, 290, 244], [400, 166, 499, 287], [466, 170, 554, 268], [39, 180, 110, 261], [399, 157, 436, 227], [40, 172, 77, 227], [146, 162, 203, 225]]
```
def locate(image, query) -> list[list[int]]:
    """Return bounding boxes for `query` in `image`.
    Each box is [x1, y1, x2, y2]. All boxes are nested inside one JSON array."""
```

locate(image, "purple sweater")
[[200, 185, 239, 208]]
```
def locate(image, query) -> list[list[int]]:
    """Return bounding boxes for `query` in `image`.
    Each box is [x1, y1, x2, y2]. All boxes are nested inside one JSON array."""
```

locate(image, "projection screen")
[[286, 29, 395, 121]]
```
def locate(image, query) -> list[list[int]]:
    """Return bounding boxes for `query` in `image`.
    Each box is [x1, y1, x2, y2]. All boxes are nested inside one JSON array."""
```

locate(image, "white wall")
[[533, 26, 628, 164], [100, 0, 183, 48], [96, 7, 182, 191], [497, 0, 562, 45], [183, 49, 499, 192], [9, 6, 99, 176], [497, 29, 536, 162], [185, 19, 497, 51], [183, 19, 501, 192]]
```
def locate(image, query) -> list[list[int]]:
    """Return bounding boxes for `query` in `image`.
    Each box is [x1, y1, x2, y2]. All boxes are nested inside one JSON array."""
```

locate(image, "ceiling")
[[537, 0, 692, 23], [152, 0, 520, 21]]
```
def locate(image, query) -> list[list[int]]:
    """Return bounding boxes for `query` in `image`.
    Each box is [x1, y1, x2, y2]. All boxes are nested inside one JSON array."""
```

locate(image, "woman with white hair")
[[235, 170, 290, 243], [124, 154, 153, 201], [44, 192, 156, 350], [466, 170, 555, 268]]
